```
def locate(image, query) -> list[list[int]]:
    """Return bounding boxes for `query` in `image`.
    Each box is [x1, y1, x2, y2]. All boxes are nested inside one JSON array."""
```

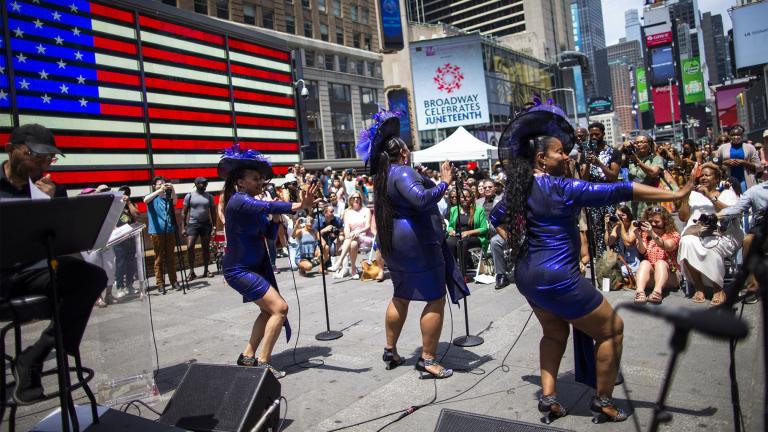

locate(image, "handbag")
[[595, 250, 623, 290], [360, 245, 381, 281]]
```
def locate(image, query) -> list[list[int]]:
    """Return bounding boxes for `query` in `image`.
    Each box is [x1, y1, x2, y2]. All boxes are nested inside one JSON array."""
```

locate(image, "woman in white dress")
[[677, 163, 744, 306]]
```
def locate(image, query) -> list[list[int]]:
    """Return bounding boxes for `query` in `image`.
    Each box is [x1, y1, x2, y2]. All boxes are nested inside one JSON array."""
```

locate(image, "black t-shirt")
[[314, 216, 343, 243], [0, 162, 67, 198]]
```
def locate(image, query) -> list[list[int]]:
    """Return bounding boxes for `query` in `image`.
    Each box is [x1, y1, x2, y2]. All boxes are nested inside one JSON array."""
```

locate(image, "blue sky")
[[602, 0, 736, 46]]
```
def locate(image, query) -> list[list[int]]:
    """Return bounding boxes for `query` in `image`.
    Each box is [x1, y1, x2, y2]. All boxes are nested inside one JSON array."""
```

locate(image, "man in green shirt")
[[623, 133, 665, 218]]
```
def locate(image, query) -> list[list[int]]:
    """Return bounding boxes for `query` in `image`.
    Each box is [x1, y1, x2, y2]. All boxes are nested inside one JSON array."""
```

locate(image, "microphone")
[[624, 303, 748, 340]]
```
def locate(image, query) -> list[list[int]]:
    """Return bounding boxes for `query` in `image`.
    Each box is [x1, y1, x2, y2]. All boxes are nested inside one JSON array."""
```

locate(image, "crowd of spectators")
[[78, 123, 767, 306]]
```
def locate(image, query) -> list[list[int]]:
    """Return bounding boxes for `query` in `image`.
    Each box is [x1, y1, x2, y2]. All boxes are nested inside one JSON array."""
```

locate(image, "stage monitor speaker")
[[433, 409, 569, 432], [159, 363, 281, 432]]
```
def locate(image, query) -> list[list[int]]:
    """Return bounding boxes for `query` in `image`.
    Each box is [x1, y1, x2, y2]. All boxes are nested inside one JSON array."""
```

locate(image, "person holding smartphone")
[[632, 206, 681, 304]]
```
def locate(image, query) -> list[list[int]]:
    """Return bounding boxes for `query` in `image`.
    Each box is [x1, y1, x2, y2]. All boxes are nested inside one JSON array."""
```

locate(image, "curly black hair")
[[503, 135, 561, 267]]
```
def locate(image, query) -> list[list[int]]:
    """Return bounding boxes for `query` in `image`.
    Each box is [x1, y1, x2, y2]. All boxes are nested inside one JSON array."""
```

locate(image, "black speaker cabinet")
[[159, 363, 281, 432], [433, 409, 569, 432]]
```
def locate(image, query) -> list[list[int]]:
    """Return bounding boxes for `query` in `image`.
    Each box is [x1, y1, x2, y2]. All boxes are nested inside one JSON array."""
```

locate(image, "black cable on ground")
[[327, 306, 534, 432], [284, 255, 324, 370], [276, 395, 289, 431]]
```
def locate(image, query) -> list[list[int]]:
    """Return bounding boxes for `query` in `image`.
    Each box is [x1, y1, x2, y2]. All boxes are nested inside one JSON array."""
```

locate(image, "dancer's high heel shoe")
[[590, 395, 628, 423], [382, 348, 404, 370], [415, 357, 452, 378], [538, 395, 567, 424]]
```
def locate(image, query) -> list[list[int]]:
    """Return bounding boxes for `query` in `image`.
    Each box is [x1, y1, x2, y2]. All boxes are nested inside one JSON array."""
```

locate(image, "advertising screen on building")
[[731, 1, 768, 69], [411, 39, 490, 131], [646, 31, 673, 47], [715, 84, 748, 128], [649, 46, 675, 87], [636, 68, 650, 112], [681, 57, 705, 104], [380, 0, 404, 51], [588, 97, 613, 115], [387, 89, 412, 146], [652, 85, 681, 124]]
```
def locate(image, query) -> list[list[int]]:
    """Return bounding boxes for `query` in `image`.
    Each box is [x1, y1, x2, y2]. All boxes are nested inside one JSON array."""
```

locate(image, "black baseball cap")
[[9, 124, 63, 155], [194, 177, 208, 184]]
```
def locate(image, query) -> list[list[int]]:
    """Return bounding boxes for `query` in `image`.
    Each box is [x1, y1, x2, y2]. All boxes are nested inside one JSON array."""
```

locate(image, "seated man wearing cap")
[[182, 177, 216, 279], [0, 124, 107, 403]]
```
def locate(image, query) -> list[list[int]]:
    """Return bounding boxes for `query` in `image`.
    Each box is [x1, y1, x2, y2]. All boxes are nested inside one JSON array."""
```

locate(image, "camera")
[[609, 215, 619, 223], [694, 213, 728, 232], [330, 226, 340, 235], [622, 144, 636, 155], [631, 220, 640, 228]]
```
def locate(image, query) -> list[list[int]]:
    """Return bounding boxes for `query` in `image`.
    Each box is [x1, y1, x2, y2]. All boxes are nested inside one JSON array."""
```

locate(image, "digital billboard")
[[646, 32, 673, 47], [588, 97, 613, 115], [681, 57, 705, 104], [636, 68, 650, 112], [387, 89, 413, 146], [410, 39, 490, 130], [649, 45, 674, 87], [652, 85, 681, 124], [731, 1, 768, 69], [715, 85, 748, 128], [380, 0, 404, 51]]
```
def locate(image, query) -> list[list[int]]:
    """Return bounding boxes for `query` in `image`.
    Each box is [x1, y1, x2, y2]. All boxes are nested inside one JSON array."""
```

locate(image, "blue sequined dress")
[[384, 164, 470, 303], [515, 175, 632, 387], [223, 192, 294, 340]]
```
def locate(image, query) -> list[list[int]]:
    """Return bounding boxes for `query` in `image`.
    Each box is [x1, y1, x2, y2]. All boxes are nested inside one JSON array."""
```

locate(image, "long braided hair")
[[503, 135, 561, 266], [372, 136, 408, 256]]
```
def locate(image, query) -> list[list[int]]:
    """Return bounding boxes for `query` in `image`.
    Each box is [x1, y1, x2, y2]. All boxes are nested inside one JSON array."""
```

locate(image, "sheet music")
[[28, 177, 51, 200], [90, 192, 127, 251]]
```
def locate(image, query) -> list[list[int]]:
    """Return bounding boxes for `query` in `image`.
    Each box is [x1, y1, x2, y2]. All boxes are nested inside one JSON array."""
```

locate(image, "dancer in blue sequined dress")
[[498, 99, 694, 423], [218, 144, 317, 379], [355, 111, 470, 379]]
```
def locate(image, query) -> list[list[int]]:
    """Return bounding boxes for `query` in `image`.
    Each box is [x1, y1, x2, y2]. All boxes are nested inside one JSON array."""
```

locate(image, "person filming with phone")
[[622, 133, 664, 218]]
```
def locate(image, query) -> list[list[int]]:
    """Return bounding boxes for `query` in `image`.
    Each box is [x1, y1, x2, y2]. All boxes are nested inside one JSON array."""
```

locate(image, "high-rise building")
[[407, 0, 574, 63], [667, 0, 700, 58], [163, 0, 385, 168], [571, 0, 612, 99], [625, 9, 642, 46], [589, 112, 621, 147], [701, 12, 730, 85], [607, 40, 643, 135]]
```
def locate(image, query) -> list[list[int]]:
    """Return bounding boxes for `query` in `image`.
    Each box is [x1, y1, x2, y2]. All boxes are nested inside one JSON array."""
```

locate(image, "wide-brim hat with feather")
[[218, 143, 274, 180], [356, 109, 402, 175], [498, 96, 575, 168]]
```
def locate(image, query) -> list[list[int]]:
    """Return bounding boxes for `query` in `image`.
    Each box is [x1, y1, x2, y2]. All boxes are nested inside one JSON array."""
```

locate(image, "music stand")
[[0, 194, 118, 432]]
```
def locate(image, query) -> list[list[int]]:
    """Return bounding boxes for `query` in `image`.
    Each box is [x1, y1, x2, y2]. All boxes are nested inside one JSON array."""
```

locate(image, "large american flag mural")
[[0, 0, 300, 205]]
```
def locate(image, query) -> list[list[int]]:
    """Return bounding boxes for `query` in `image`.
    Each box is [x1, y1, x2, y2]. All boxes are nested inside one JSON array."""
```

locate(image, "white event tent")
[[411, 127, 497, 164]]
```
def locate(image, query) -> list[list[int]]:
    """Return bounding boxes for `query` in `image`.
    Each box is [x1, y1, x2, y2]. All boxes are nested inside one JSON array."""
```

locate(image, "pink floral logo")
[[433, 63, 464, 94]]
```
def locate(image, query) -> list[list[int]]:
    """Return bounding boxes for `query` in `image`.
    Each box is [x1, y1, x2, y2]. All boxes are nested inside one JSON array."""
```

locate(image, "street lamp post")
[[546, 88, 578, 126], [668, 77, 677, 146]]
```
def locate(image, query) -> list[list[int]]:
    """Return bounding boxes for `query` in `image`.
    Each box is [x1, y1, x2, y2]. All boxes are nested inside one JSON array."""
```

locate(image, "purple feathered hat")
[[356, 109, 402, 175], [498, 95, 575, 166], [217, 143, 274, 180]]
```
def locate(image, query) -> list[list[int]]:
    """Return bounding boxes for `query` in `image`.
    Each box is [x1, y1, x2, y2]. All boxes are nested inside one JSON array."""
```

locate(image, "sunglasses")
[[648, 206, 665, 214], [23, 148, 58, 163]]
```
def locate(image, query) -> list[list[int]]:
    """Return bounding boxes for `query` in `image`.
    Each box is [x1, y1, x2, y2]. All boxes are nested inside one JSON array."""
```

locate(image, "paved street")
[[6, 257, 765, 431]]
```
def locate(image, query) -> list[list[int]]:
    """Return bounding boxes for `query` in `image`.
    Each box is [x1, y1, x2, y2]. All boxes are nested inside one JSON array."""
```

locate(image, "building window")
[[286, 15, 295, 33], [215, 0, 229, 18], [161, 0, 176, 5], [243, 3, 255, 24], [349, 5, 358, 21], [262, 8, 274, 29], [363, 34, 371, 51], [336, 28, 344, 45], [302, 80, 324, 160], [360, 87, 377, 105], [352, 31, 360, 48], [355, 60, 363, 75], [194, 0, 207, 14], [304, 21, 313, 38], [332, 0, 341, 17], [329, 83, 353, 158], [318, 0, 326, 13], [302, 0, 310, 9], [320, 24, 328, 41], [361, 7, 369, 24], [367, 61, 374, 77], [325, 54, 334, 70], [305, 49, 314, 67], [339, 56, 347, 73], [374, 63, 381, 78]]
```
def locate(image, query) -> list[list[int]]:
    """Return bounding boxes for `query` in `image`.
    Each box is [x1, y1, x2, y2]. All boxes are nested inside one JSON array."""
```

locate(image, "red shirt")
[[642, 231, 681, 269]]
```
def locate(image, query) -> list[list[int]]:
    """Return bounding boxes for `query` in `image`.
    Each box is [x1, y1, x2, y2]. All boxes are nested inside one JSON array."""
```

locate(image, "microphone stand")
[[575, 146, 598, 288], [648, 325, 690, 432], [452, 176, 484, 347], [314, 202, 342, 341], [165, 189, 189, 295]]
